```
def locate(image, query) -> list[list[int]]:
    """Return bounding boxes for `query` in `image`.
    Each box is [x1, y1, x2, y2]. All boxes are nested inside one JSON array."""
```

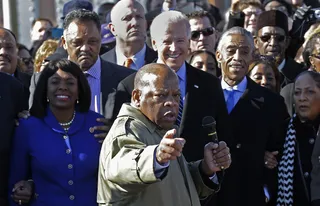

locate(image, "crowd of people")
[[0, 0, 320, 205]]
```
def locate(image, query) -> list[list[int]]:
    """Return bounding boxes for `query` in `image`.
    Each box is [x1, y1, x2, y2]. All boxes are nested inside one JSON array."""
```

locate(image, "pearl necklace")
[[59, 111, 76, 129]]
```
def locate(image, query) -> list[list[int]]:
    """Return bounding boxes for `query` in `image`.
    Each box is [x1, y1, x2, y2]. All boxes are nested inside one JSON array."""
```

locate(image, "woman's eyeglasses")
[[258, 35, 286, 43], [191, 27, 214, 40]]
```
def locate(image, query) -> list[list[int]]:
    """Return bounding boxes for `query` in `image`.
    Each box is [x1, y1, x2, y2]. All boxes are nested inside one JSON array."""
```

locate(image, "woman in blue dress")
[[9, 59, 104, 206]]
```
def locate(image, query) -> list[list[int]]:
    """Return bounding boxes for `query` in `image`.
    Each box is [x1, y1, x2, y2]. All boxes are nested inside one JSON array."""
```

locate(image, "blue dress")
[[9, 109, 104, 206]]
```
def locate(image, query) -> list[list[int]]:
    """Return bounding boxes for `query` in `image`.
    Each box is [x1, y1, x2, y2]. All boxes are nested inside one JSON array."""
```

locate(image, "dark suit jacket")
[[14, 69, 31, 108], [29, 58, 135, 117], [105, 63, 232, 161], [100, 45, 158, 67], [280, 57, 305, 88], [216, 78, 289, 206], [0, 73, 25, 206]]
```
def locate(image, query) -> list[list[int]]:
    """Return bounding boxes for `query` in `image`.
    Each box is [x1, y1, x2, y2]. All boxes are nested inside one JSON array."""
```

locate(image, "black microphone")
[[202, 116, 219, 144]]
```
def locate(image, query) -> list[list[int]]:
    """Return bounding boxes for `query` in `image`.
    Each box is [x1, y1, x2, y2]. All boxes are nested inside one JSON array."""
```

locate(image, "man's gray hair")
[[217, 27, 254, 52], [150, 11, 191, 41]]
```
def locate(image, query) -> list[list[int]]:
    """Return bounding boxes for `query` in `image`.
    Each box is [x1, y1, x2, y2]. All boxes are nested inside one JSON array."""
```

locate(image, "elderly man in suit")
[[254, 10, 305, 88], [97, 63, 231, 206], [0, 28, 30, 108], [105, 10, 231, 164], [0, 73, 25, 206], [215, 26, 289, 205], [101, 0, 157, 69]]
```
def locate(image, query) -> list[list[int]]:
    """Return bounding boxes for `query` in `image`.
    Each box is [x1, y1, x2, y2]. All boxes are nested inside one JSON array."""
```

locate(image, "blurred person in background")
[[97, 2, 115, 24], [29, 18, 53, 57], [0, 28, 30, 108], [186, 10, 218, 54], [281, 32, 320, 116], [187, 50, 218, 76], [17, 44, 34, 75], [33, 39, 59, 74], [277, 71, 320, 206], [239, 0, 263, 35], [99, 23, 116, 55], [9, 59, 105, 206], [248, 55, 281, 92]]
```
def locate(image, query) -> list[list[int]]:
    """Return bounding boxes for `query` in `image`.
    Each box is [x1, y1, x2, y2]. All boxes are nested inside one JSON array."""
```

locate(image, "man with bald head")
[[101, 0, 157, 69], [98, 63, 231, 206], [0, 28, 30, 107]]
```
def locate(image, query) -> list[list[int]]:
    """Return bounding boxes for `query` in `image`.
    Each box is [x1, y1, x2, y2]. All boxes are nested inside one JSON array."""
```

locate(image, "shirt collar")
[[83, 57, 101, 79], [278, 59, 286, 72], [116, 44, 146, 68], [221, 76, 247, 92], [175, 62, 186, 82]]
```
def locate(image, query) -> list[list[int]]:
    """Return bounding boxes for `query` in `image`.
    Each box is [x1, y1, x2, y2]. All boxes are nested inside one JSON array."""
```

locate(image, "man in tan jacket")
[[97, 63, 231, 206]]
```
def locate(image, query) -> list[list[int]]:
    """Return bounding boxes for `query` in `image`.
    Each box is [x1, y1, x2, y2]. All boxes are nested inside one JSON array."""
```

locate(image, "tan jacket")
[[311, 125, 320, 202], [97, 104, 218, 206]]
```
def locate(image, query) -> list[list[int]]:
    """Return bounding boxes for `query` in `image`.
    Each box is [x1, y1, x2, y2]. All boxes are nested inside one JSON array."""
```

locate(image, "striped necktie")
[[176, 96, 183, 126]]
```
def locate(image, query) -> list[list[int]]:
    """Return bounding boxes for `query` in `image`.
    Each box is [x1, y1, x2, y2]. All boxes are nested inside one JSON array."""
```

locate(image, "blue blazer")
[[9, 109, 104, 206]]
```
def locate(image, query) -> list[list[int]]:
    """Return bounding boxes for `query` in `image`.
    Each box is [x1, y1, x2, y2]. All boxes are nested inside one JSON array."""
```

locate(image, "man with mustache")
[[0, 28, 30, 108], [215, 26, 288, 205], [106, 11, 231, 164], [101, 0, 157, 70], [97, 63, 231, 206], [254, 10, 305, 88], [60, 10, 135, 133]]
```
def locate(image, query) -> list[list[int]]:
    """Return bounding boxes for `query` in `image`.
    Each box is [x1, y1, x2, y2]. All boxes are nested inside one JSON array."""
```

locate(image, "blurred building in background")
[[1, 0, 230, 48]]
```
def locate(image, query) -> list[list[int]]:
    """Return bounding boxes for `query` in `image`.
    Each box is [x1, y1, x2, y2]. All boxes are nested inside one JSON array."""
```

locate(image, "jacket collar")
[[43, 107, 85, 135], [117, 103, 166, 135]]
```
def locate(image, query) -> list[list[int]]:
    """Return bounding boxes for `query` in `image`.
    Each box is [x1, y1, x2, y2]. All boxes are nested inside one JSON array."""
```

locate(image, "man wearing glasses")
[[254, 10, 305, 88], [186, 11, 217, 54]]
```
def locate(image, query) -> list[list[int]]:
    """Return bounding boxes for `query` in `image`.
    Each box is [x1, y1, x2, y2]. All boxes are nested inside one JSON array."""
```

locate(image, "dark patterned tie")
[[176, 96, 183, 126]]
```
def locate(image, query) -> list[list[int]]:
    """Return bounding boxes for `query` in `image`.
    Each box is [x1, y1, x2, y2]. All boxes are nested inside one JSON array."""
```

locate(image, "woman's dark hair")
[[303, 33, 320, 68], [248, 55, 281, 92], [30, 59, 91, 118], [295, 70, 320, 89], [187, 50, 219, 75]]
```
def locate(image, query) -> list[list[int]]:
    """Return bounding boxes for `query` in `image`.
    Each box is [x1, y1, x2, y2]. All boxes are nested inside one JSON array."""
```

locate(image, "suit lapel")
[[180, 64, 198, 133], [231, 78, 264, 114], [144, 46, 157, 64], [100, 60, 116, 107], [104, 48, 117, 64]]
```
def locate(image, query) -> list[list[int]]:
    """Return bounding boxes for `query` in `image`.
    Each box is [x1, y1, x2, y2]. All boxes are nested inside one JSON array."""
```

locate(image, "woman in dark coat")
[[277, 71, 320, 205]]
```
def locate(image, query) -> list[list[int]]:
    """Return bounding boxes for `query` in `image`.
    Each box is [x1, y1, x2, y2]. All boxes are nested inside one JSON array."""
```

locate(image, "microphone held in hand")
[[202, 116, 219, 144]]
